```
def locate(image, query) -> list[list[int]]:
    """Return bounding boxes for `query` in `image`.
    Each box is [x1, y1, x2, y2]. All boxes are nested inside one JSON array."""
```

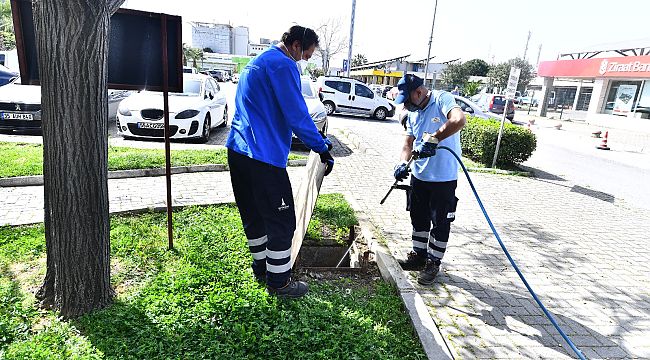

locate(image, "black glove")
[[393, 162, 409, 181], [319, 130, 333, 151], [319, 151, 334, 176], [413, 141, 438, 159]]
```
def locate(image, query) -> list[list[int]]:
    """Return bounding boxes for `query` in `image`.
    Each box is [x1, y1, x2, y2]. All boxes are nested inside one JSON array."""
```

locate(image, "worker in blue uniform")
[[226, 25, 334, 298], [393, 74, 466, 285]]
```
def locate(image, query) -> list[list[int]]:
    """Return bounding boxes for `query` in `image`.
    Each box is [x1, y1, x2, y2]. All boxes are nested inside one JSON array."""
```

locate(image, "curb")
[[343, 194, 454, 360], [0, 159, 308, 187], [466, 167, 532, 177]]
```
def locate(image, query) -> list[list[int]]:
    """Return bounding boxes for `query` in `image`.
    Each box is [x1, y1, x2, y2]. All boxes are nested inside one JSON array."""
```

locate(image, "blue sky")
[[124, 0, 650, 66]]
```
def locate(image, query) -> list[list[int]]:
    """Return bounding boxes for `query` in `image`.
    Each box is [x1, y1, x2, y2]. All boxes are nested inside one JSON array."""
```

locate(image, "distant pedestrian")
[[451, 86, 460, 96], [392, 74, 466, 285], [226, 25, 335, 298]]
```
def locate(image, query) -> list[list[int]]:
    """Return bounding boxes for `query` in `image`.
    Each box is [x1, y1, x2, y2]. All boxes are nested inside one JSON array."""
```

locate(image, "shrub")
[[461, 115, 536, 167]]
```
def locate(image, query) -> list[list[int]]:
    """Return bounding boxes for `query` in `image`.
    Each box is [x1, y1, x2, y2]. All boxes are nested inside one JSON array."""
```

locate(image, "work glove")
[[412, 133, 439, 159], [393, 162, 409, 182], [319, 151, 334, 176], [319, 130, 333, 151], [412, 141, 437, 159]]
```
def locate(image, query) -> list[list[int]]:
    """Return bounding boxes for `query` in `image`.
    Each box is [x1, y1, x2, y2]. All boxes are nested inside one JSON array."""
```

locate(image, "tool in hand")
[[380, 132, 439, 204]]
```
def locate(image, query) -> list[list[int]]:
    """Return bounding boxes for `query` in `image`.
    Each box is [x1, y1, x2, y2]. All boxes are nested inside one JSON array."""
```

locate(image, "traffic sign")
[[342, 59, 348, 72], [505, 67, 521, 100]]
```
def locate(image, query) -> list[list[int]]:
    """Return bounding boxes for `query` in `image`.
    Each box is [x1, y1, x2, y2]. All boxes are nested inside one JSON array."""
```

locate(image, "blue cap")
[[394, 74, 423, 104]]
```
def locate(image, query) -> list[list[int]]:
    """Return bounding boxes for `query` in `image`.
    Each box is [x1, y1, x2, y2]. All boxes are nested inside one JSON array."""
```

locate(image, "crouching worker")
[[226, 25, 334, 298], [392, 74, 466, 285]]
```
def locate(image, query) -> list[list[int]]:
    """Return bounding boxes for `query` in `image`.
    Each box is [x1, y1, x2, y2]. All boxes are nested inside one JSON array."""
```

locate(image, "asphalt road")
[[523, 127, 650, 210]]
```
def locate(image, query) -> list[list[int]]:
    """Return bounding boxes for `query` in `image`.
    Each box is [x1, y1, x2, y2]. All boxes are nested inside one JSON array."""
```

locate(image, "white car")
[[0, 80, 128, 132], [292, 76, 328, 147], [116, 74, 227, 142], [316, 76, 395, 120]]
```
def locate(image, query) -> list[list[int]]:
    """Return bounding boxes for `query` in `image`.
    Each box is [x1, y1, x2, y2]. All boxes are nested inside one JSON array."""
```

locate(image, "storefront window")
[[634, 81, 650, 118], [603, 80, 642, 115]]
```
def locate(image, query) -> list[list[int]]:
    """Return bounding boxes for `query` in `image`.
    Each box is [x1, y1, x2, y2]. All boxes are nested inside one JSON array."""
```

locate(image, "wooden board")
[[290, 151, 326, 267]]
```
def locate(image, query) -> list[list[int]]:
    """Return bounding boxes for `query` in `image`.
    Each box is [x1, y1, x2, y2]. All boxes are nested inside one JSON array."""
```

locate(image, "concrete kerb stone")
[[0, 159, 308, 187], [343, 193, 454, 360]]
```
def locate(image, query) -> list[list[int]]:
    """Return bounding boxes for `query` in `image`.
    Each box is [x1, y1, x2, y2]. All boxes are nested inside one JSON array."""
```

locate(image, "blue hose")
[[438, 146, 587, 360]]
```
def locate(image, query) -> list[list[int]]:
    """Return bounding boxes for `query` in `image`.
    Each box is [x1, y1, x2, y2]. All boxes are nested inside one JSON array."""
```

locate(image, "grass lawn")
[[305, 193, 358, 246], [0, 142, 305, 178], [0, 198, 425, 359]]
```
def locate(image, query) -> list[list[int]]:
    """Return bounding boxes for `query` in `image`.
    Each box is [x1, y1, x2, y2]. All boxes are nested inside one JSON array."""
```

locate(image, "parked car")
[[474, 93, 515, 121], [0, 64, 18, 87], [381, 85, 393, 98], [292, 76, 328, 147], [0, 79, 127, 133], [116, 74, 227, 142], [201, 70, 225, 82], [396, 94, 509, 126], [516, 96, 538, 107], [453, 95, 508, 122], [183, 66, 197, 74], [232, 73, 239, 84], [316, 76, 395, 120]]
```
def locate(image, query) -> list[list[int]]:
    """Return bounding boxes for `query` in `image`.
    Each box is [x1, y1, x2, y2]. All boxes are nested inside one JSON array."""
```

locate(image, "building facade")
[[536, 44, 650, 130], [187, 22, 250, 56]]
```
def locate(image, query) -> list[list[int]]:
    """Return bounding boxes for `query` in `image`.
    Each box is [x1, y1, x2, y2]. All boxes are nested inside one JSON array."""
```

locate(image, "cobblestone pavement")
[[1, 113, 650, 359]]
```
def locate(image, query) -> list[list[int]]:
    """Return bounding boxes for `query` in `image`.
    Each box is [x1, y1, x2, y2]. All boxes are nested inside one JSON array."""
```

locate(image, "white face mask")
[[294, 47, 306, 74]]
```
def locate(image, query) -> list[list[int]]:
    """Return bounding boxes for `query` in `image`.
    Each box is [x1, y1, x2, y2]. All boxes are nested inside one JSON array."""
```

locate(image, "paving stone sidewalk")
[[1, 116, 649, 359]]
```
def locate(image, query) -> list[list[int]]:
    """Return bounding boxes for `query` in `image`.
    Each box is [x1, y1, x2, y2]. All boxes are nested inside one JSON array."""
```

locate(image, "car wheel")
[[323, 101, 335, 116], [218, 105, 228, 128], [374, 107, 387, 120], [200, 115, 211, 143]]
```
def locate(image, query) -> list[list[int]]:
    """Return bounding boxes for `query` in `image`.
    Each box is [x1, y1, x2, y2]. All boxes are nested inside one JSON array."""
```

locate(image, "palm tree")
[[182, 43, 204, 71]]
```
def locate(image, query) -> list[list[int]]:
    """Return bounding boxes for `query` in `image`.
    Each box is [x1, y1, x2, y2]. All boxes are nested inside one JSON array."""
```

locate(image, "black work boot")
[[267, 279, 309, 299], [417, 259, 441, 285], [254, 272, 266, 283], [398, 251, 427, 271]]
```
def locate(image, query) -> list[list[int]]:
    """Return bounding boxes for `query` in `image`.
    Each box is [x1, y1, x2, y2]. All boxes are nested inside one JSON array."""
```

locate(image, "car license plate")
[[1, 112, 33, 120], [137, 122, 164, 129]]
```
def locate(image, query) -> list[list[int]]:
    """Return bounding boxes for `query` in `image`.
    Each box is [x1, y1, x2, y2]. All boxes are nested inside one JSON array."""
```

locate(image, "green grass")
[[0, 142, 305, 178], [0, 202, 425, 359], [305, 193, 358, 246]]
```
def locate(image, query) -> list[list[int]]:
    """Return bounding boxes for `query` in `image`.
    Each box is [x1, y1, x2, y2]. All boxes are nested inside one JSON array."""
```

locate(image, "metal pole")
[[491, 100, 508, 168], [423, 0, 438, 89], [161, 15, 174, 250], [346, 0, 356, 77]]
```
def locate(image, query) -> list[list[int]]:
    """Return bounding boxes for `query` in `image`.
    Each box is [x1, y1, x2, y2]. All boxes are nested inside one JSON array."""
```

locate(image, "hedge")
[[460, 116, 537, 167]]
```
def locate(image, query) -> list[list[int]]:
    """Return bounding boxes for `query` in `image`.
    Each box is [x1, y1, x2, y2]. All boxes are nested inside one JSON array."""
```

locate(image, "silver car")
[[453, 95, 510, 123], [291, 77, 328, 147]]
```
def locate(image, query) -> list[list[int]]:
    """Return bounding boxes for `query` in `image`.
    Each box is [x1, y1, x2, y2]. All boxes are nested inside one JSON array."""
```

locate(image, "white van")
[[316, 76, 395, 120]]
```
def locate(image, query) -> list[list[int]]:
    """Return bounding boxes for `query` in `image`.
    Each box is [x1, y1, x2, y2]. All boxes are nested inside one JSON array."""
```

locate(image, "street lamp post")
[[346, 0, 356, 77], [423, 0, 438, 89]]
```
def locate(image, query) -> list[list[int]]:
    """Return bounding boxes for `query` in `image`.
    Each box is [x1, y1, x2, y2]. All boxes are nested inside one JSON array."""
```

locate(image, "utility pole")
[[523, 30, 531, 60], [536, 44, 543, 67], [346, 0, 356, 77], [423, 0, 439, 89]]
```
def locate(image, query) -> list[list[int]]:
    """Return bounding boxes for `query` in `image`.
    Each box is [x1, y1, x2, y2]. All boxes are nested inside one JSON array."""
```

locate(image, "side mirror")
[[464, 106, 473, 113]]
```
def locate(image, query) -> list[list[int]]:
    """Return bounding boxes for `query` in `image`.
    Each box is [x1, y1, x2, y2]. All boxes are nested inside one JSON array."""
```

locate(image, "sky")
[[123, 0, 650, 67]]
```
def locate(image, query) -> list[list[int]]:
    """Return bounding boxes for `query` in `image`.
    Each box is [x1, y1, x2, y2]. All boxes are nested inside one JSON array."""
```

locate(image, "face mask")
[[404, 102, 420, 112], [294, 46, 307, 74], [404, 92, 426, 111]]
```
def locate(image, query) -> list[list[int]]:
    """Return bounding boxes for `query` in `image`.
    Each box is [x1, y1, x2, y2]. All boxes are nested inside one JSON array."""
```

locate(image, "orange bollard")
[[597, 131, 610, 150]]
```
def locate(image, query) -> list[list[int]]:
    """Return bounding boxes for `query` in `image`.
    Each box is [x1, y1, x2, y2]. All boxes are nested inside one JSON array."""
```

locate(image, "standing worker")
[[226, 25, 335, 298], [393, 74, 466, 285]]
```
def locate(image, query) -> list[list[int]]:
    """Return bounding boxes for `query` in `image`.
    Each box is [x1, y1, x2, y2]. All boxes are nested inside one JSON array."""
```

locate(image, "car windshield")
[[183, 80, 202, 95], [301, 81, 315, 98], [492, 96, 506, 105]]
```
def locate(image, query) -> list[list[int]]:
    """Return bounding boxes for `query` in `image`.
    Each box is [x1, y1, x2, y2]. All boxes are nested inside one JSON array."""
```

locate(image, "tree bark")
[[34, 0, 124, 319]]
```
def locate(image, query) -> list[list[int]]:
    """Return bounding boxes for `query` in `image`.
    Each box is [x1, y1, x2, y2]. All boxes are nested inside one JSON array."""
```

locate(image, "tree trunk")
[[34, 0, 124, 319]]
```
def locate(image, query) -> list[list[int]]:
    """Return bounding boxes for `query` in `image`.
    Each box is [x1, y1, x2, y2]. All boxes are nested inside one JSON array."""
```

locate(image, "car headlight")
[[118, 103, 131, 116], [175, 109, 200, 119], [310, 110, 327, 122]]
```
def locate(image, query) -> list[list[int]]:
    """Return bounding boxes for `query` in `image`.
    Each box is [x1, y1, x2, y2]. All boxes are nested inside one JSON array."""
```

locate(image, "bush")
[[461, 115, 536, 167]]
